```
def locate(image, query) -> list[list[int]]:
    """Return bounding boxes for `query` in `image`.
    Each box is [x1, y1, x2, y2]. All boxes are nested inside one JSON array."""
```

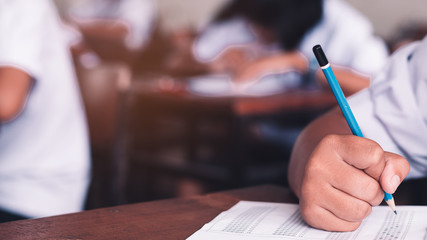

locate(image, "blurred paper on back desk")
[[187, 71, 302, 97], [187, 201, 427, 240]]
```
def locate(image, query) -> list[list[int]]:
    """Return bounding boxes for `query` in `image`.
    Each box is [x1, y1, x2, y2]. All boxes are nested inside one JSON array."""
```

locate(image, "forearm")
[[316, 66, 370, 96], [258, 52, 308, 72], [0, 67, 32, 122], [288, 108, 351, 198], [233, 51, 309, 82]]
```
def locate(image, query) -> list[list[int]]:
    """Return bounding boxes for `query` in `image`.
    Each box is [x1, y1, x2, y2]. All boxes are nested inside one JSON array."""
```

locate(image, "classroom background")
[[52, 0, 427, 210]]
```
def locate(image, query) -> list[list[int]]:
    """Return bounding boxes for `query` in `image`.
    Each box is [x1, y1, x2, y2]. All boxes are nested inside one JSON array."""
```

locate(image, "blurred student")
[[191, 0, 389, 159], [288, 36, 427, 231], [60, 0, 157, 65], [193, 0, 388, 96], [0, 0, 90, 222]]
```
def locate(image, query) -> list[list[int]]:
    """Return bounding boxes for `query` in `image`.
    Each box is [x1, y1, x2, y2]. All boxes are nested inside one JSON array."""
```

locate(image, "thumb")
[[380, 152, 410, 194]]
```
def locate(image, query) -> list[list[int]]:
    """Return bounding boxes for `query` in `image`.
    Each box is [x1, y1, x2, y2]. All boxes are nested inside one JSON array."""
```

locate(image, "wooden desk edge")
[[0, 185, 298, 240]]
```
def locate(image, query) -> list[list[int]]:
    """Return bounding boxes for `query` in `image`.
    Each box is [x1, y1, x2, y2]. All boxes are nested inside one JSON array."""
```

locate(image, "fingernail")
[[390, 175, 401, 193]]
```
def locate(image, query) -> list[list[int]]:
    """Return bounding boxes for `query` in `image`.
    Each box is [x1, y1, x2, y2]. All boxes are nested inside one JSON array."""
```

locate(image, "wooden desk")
[[0, 185, 297, 240], [233, 89, 335, 116], [114, 77, 335, 203], [128, 77, 336, 116]]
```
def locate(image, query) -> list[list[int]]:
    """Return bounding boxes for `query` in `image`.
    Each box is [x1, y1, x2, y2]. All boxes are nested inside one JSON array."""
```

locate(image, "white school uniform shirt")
[[0, 0, 90, 218], [194, 0, 388, 76], [349, 36, 427, 179], [68, 0, 157, 50]]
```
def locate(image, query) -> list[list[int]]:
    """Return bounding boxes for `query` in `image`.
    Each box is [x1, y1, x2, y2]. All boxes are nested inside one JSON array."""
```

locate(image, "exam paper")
[[187, 201, 427, 240]]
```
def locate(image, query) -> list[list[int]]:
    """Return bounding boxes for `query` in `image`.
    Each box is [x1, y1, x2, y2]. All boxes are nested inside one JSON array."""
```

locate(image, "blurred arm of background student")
[[231, 51, 370, 96], [229, 49, 369, 96], [207, 47, 256, 74], [314, 65, 370, 96], [232, 51, 309, 82], [0, 68, 32, 122]]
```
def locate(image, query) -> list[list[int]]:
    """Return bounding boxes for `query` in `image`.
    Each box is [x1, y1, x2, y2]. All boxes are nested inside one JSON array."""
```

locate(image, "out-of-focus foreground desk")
[[0, 185, 297, 240]]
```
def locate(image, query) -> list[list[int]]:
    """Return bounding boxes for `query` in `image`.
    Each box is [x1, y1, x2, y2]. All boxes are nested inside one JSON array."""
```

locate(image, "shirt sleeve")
[[323, 0, 389, 76], [349, 35, 389, 76], [119, 0, 157, 50], [0, 0, 48, 80], [192, 17, 256, 62], [349, 39, 427, 179]]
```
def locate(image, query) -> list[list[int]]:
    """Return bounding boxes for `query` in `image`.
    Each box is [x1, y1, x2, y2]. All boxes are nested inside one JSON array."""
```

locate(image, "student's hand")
[[209, 47, 255, 74], [299, 134, 409, 232], [233, 51, 308, 83]]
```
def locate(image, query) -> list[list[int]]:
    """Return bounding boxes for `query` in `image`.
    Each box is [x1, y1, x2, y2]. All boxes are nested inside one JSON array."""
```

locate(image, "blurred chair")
[[115, 75, 335, 203], [121, 86, 239, 201], [74, 60, 132, 209]]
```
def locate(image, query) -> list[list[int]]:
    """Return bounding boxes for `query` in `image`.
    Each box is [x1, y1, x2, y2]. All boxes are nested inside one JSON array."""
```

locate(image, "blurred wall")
[[344, 0, 427, 39], [55, 0, 427, 40], [157, 0, 229, 32]]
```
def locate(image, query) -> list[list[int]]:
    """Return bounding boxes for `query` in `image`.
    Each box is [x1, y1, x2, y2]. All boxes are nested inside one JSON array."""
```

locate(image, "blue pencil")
[[312, 44, 397, 215]]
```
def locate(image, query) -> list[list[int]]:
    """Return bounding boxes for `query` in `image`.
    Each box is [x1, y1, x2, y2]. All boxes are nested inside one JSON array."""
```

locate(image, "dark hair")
[[214, 0, 323, 50]]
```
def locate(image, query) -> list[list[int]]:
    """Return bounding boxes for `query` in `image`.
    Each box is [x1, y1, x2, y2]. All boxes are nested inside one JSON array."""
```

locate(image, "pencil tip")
[[394, 210, 397, 215]]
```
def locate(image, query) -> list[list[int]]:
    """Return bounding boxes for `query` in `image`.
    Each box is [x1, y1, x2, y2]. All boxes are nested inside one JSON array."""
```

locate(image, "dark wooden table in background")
[[119, 78, 335, 203], [0, 185, 298, 240]]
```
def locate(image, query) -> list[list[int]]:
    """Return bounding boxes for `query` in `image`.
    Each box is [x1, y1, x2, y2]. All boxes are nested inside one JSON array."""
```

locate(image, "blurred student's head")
[[215, 0, 323, 50]]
